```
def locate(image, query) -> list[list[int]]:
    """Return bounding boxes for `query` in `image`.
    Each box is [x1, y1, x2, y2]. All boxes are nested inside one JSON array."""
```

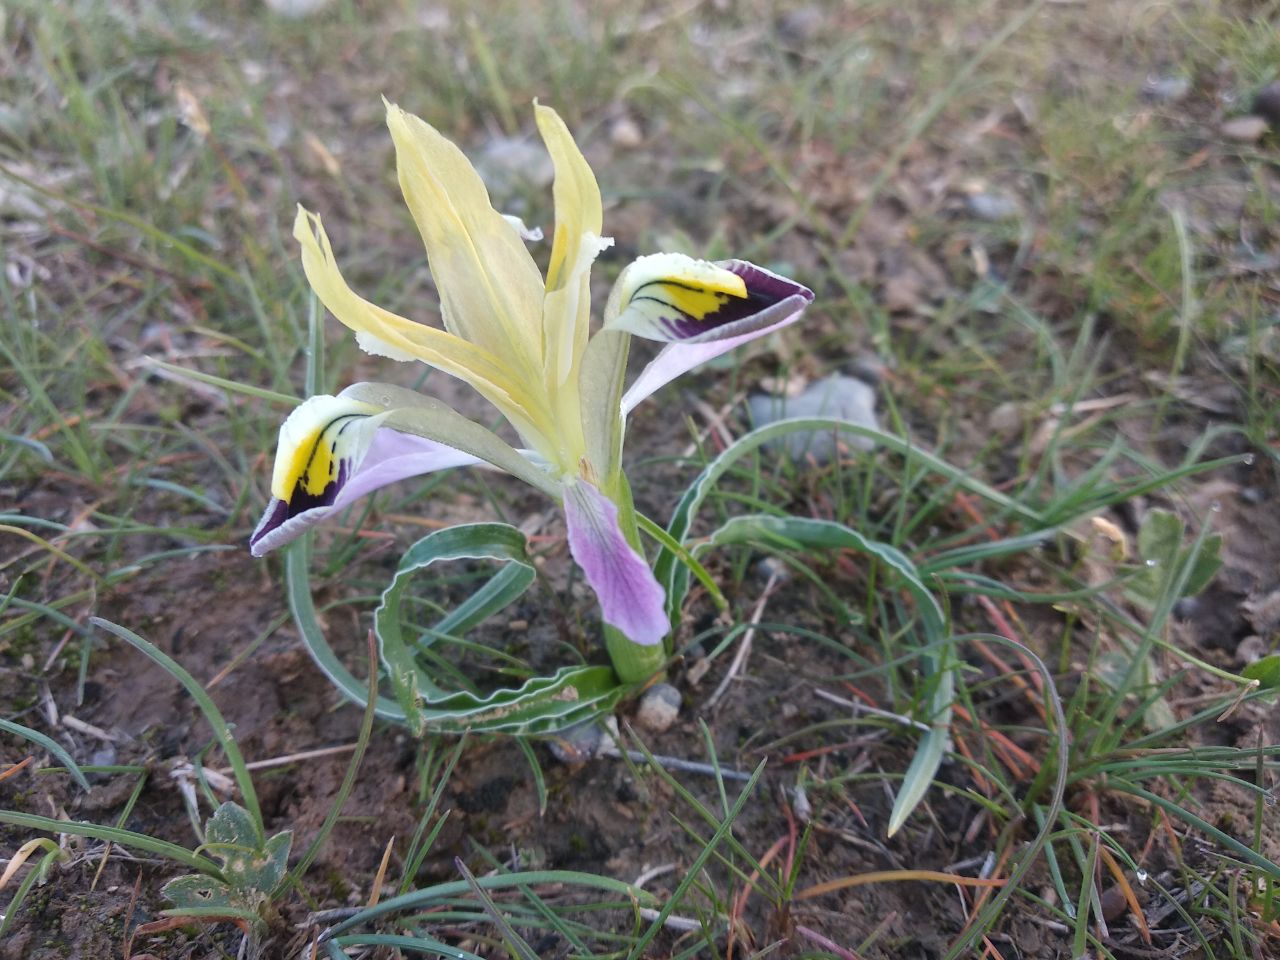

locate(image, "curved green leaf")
[[655, 417, 1039, 629], [0, 717, 90, 791], [694, 514, 952, 837], [89, 617, 263, 845], [291, 524, 625, 736]]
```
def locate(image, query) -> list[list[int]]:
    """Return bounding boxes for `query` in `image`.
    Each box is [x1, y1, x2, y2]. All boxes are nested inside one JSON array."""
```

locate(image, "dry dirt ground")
[[2, 1, 1278, 958]]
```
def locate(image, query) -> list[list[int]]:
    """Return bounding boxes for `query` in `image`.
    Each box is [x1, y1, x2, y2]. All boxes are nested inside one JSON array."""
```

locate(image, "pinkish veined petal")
[[621, 283, 812, 415], [605, 255, 813, 344], [562, 480, 668, 647]]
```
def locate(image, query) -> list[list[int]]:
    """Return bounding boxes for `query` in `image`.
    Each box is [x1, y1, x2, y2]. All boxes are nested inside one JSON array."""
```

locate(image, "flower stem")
[[603, 473, 668, 685], [604, 623, 667, 685]]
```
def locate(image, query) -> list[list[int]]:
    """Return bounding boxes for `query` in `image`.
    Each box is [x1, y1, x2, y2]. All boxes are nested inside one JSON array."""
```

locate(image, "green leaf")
[[292, 523, 627, 737], [0, 811, 223, 876], [224, 830, 291, 894], [204, 801, 259, 849], [1127, 509, 1222, 606], [0, 717, 90, 791], [90, 618, 264, 846], [1181, 533, 1222, 597], [1243, 655, 1280, 690], [197, 802, 292, 899], [694, 514, 951, 837], [163, 874, 238, 911], [657, 417, 1042, 630]]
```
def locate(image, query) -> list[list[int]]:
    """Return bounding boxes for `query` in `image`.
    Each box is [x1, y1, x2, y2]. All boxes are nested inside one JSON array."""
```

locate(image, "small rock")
[[848, 353, 887, 385], [791, 784, 812, 822], [966, 191, 1020, 222], [777, 6, 824, 45], [476, 137, 554, 200], [1236, 636, 1268, 667], [610, 116, 643, 149], [1220, 115, 1269, 143], [90, 745, 117, 768], [987, 401, 1022, 436], [263, 0, 333, 16], [1142, 75, 1190, 103], [1252, 81, 1280, 126], [635, 683, 681, 734], [546, 720, 606, 764], [747, 375, 879, 464], [756, 556, 792, 583]]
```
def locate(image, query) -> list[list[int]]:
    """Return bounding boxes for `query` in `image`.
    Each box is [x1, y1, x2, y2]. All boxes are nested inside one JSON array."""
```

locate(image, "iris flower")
[[251, 101, 812, 678]]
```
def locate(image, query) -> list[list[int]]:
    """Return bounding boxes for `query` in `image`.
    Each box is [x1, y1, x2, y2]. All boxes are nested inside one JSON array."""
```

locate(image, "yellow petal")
[[535, 104, 607, 390], [385, 101, 545, 375], [293, 207, 554, 451], [269, 394, 384, 502]]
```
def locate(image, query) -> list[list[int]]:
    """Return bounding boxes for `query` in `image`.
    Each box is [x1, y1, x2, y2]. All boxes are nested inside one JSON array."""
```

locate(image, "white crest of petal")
[[356, 329, 419, 362], [502, 214, 544, 243]]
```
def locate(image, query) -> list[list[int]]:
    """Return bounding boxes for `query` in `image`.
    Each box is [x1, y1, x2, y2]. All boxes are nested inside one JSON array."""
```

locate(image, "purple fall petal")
[[622, 296, 810, 415], [250, 429, 482, 556], [562, 480, 669, 647]]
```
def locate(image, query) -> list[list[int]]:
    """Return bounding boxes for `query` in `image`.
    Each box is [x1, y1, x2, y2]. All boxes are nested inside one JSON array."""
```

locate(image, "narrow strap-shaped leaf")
[[0, 717, 90, 791], [90, 617, 264, 845], [292, 523, 625, 736], [693, 514, 952, 837], [382, 523, 535, 664]]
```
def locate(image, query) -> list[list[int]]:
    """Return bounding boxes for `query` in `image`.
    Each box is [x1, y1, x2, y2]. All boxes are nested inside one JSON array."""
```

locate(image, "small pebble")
[[476, 136, 554, 199], [90, 745, 117, 768], [263, 0, 333, 15], [546, 720, 605, 764], [747, 374, 879, 464], [1220, 115, 1269, 143], [966, 191, 1020, 222], [610, 116, 643, 149], [635, 683, 681, 734], [1142, 75, 1190, 103], [848, 354, 887, 386], [777, 6, 823, 45], [757, 555, 792, 583], [1252, 81, 1280, 126], [1236, 635, 1267, 667], [791, 784, 812, 823], [987, 401, 1022, 436]]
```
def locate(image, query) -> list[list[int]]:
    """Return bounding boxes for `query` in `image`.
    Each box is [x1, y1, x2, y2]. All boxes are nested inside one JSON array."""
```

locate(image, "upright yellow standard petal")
[[535, 104, 608, 392], [385, 101, 545, 380], [293, 207, 555, 456]]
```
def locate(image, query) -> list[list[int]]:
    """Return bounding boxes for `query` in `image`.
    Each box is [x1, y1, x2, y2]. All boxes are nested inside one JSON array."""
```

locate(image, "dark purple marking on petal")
[[249, 429, 483, 557], [634, 260, 813, 343]]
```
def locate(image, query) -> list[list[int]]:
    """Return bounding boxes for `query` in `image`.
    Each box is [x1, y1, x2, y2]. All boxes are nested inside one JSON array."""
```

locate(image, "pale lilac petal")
[[562, 481, 668, 647], [250, 429, 482, 556], [621, 297, 810, 415]]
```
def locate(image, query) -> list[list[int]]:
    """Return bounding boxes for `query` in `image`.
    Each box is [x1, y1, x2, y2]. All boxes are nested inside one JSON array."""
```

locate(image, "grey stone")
[[476, 136, 554, 201], [1142, 76, 1190, 103], [966, 191, 1020, 222], [635, 683, 681, 734], [748, 375, 879, 463], [1220, 115, 1269, 143], [546, 719, 606, 764]]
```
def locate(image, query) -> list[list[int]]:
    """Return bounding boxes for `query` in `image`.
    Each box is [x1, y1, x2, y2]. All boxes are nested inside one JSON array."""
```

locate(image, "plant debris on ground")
[[1, 1, 1277, 958]]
